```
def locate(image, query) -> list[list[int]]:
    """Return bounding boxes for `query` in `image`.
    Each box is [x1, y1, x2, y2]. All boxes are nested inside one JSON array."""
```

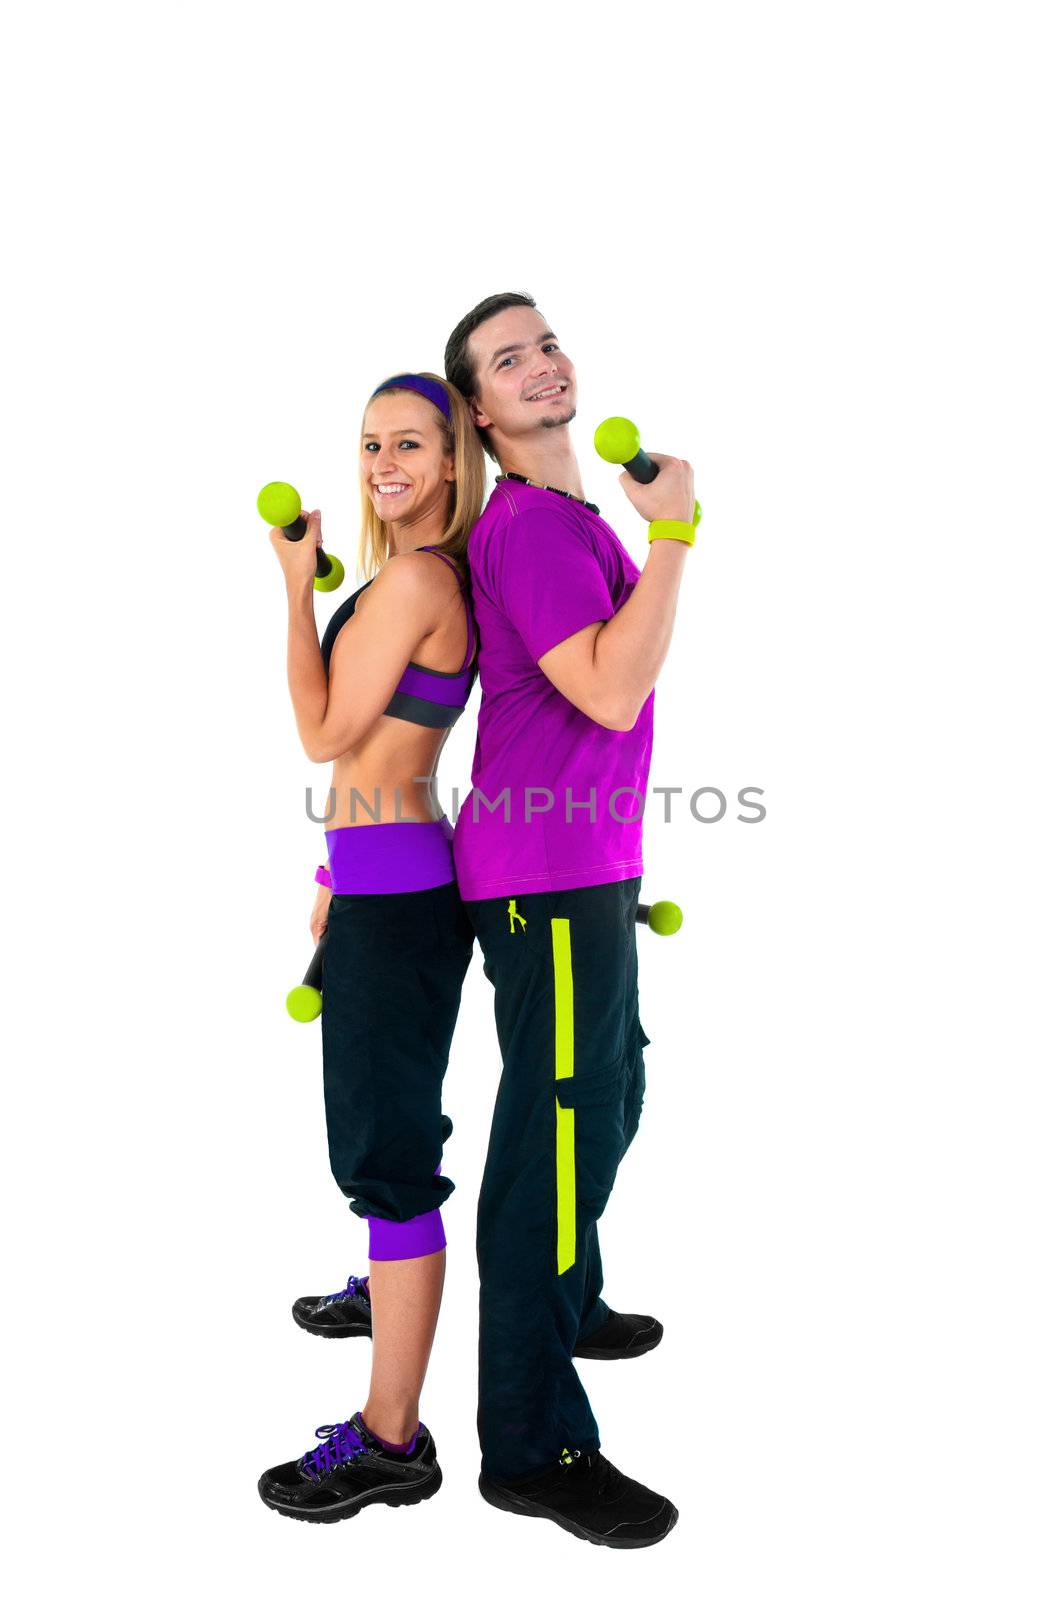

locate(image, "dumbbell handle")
[[280, 515, 334, 583], [301, 937, 325, 991], [623, 450, 658, 485]]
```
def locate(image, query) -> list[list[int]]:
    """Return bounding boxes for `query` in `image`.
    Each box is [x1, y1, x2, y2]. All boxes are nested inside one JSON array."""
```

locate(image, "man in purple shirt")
[[444, 293, 696, 1548]]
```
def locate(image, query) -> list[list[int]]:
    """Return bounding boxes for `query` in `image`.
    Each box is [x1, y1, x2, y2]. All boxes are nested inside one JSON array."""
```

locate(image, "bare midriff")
[[327, 720, 452, 828]]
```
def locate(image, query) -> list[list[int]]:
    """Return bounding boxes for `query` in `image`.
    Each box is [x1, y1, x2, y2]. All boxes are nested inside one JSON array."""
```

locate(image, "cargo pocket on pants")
[[553, 1051, 628, 1269], [624, 1019, 649, 1148]]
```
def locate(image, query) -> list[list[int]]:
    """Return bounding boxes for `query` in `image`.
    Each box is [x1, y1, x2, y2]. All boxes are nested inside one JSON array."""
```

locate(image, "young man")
[[444, 293, 697, 1548]]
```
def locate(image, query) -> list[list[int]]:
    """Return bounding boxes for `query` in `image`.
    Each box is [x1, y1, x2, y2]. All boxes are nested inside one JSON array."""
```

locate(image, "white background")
[[3, 2, 1060, 1595]]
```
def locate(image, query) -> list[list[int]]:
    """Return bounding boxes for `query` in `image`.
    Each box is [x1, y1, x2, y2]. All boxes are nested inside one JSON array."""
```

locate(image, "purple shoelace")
[[324, 1274, 369, 1304], [301, 1421, 367, 1480]]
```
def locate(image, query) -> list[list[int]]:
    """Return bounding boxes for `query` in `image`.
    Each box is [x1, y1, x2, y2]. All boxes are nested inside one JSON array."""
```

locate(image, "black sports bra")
[[319, 547, 477, 729]]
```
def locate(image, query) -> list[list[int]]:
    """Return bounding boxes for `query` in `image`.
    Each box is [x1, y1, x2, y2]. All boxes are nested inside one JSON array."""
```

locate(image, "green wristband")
[[648, 520, 696, 547]]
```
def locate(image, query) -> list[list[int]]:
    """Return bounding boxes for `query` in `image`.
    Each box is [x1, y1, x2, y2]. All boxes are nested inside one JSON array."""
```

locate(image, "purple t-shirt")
[[453, 479, 653, 900]]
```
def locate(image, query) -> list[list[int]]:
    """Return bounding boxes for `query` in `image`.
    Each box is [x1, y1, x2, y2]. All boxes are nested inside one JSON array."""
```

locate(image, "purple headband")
[[371, 373, 452, 421]]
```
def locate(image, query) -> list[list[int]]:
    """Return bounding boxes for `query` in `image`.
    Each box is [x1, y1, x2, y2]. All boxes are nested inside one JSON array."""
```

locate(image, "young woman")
[[259, 372, 484, 1522]]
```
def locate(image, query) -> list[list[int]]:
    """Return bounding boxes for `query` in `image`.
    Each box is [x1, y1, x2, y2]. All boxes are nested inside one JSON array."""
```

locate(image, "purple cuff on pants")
[[368, 1209, 447, 1261]]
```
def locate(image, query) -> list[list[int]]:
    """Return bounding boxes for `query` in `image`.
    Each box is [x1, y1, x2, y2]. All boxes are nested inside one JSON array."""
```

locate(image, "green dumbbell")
[[257, 481, 345, 593], [636, 900, 683, 935], [594, 417, 701, 528], [286, 936, 325, 1022]]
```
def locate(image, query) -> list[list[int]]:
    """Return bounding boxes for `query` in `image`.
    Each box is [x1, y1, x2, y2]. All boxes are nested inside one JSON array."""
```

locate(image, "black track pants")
[[466, 877, 649, 1481]]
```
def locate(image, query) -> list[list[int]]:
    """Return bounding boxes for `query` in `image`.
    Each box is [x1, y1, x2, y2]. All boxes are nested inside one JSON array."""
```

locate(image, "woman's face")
[[361, 390, 454, 527]]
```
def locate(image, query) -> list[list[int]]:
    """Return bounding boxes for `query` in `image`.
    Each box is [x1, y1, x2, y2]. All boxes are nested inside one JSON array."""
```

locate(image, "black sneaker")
[[258, 1412, 442, 1523], [573, 1310, 663, 1361], [292, 1274, 372, 1339], [479, 1447, 677, 1548]]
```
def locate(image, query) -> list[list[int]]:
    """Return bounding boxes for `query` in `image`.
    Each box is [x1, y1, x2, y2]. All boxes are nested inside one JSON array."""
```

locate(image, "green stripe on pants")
[[552, 918, 576, 1273]]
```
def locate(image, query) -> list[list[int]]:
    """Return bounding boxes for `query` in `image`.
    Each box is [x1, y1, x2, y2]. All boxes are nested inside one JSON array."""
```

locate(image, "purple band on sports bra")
[[393, 663, 471, 706], [325, 818, 456, 893], [371, 374, 452, 420]]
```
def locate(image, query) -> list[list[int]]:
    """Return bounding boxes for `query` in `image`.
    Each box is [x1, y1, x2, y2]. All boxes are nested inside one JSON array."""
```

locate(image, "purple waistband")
[[325, 819, 456, 894]]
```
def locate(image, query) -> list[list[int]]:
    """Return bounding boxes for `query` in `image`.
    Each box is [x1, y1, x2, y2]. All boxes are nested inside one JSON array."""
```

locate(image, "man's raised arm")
[[538, 454, 696, 730]]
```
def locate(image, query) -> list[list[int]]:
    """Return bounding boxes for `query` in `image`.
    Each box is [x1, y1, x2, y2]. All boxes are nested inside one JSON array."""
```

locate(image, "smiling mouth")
[[374, 483, 411, 497], [525, 383, 568, 402]]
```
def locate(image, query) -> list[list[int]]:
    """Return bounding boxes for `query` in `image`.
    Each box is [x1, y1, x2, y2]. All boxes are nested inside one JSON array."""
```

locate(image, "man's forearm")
[[286, 581, 328, 755], [590, 540, 690, 727]]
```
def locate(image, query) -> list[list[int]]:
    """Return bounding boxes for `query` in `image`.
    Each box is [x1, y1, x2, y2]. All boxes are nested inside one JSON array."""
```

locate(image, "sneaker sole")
[[291, 1307, 373, 1340], [259, 1463, 442, 1524], [478, 1472, 677, 1549], [572, 1326, 663, 1361]]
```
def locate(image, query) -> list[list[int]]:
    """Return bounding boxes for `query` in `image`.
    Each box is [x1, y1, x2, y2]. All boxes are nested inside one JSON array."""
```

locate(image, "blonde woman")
[[260, 373, 484, 1522]]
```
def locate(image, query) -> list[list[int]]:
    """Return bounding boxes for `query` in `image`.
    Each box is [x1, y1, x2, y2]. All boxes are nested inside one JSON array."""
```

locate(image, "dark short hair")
[[444, 291, 537, 461]]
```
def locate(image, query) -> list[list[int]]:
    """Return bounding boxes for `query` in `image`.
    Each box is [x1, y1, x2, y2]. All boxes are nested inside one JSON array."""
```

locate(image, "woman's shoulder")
[[357, 550, 456, 612]]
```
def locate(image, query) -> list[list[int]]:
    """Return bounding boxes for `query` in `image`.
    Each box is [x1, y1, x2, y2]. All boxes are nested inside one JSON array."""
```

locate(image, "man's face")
[[466, 306, 577, 449]]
